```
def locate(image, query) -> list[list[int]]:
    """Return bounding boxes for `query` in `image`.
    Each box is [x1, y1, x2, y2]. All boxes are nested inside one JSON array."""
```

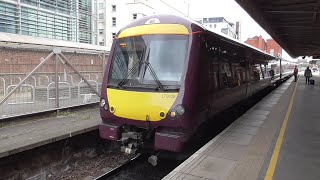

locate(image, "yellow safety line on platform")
[[264, 77, 299, 180]]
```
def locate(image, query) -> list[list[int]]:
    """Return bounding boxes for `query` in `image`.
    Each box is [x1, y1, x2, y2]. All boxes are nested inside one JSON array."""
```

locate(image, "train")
[[99, 14, 287, 156]]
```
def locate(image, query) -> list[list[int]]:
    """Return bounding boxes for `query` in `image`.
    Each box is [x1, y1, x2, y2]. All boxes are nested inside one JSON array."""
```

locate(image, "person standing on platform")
[[304, 66, 312, 84], [270, 68, 275, 80], [293, 66, 298, 82]]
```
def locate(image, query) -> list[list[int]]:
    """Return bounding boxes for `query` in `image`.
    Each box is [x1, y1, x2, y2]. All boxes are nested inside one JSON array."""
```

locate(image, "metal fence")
[[0, 47, 108, 120]]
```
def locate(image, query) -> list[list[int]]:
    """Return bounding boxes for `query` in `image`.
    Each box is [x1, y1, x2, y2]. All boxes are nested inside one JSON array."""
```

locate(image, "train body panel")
[[99, 14, 276, 153]]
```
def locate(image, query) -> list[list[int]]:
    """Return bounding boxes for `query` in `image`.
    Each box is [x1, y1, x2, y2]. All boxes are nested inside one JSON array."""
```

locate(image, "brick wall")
[[0, 48, 106, 75], [266, 39, 282, 57], [244, 35, 267, 52]]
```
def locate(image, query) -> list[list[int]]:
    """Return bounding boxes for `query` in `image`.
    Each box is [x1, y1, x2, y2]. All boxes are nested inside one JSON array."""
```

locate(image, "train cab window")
[[110, 36, 147, 83], [108, 35, 188, 88], [143, 36, 188, 85]]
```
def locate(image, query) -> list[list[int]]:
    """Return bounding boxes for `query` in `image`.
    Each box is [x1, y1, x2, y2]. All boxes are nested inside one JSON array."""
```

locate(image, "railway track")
[[95, 154, 142, 180]]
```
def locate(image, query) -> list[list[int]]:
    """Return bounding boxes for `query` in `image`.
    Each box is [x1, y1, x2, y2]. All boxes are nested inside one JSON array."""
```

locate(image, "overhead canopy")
[[0, 32, 109, 54], [235, 0, 320, 58]]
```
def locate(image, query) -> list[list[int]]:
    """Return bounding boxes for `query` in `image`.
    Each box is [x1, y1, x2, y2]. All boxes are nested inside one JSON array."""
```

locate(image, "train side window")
[[212, 61, 219, 89], [259, 64, 265, 79], [232, 63, 243, 86], [252, 64, 261, 81], [219, 61, 232, 88], [263, 64, 270, 77]]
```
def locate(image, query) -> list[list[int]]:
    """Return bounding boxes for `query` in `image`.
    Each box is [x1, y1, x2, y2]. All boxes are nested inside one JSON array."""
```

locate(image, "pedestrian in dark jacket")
[[304, 67, 312, 84], [293, 66, 298, 82]]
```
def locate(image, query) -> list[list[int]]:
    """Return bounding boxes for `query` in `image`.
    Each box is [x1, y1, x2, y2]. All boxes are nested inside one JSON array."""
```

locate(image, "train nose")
[[107, 88, 178, 121]]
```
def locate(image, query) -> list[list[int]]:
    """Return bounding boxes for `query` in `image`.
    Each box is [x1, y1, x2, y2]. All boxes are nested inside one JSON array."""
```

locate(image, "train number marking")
[[162, 94, 176, 99]]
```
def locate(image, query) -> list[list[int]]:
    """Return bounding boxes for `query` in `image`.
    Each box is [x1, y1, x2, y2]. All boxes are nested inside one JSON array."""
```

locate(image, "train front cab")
[[99, 18, 200, 153]]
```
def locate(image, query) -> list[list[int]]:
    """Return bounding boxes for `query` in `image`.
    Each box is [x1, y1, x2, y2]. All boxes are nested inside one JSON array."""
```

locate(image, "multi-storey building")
[[97, 0, 154, 49], [0, 0, 98, 44], [195, 17, 241, 40]]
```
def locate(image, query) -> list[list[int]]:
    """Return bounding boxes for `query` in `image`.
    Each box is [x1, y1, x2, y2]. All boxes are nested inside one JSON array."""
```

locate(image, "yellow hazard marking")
[[264, 77, 299, 180]]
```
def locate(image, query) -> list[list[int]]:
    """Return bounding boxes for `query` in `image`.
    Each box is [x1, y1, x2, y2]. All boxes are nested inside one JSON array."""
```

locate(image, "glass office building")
[[0, 0, 97, 44]]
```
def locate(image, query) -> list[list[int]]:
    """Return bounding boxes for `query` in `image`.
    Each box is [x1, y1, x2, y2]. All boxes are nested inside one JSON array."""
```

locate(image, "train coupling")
[[148, 152, 160, 166], [119, 131, 143, 155]]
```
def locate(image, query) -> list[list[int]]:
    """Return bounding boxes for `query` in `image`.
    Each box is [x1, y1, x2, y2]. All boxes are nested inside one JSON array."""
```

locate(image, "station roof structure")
[[0, 32, 109, 53], [235, 0, 320, 58]]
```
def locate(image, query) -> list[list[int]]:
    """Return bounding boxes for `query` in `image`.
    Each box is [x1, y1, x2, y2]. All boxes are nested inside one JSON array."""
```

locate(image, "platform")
[[0, 105, 100, 159], [164, 75, 320, 180]]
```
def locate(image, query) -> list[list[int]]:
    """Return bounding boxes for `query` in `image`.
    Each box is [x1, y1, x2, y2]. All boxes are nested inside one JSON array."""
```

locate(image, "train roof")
[[187, 17, 276, 62], [119, 14, 275, 63]]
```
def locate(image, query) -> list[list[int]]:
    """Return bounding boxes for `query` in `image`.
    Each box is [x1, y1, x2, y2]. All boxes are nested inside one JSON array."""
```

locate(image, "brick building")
[[245, 36, 282, 57], [244, 36, 267, 52], [266, 39, 282, 57]]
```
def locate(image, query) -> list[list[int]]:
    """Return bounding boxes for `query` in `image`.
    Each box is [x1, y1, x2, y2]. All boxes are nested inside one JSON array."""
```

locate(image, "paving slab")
[[271, 76, 320, 180], [163, 77, 296, 180], [189, 156, 236, 180]]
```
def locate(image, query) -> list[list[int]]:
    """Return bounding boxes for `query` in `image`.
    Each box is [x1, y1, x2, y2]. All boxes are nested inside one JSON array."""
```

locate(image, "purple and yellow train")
[[99, 14, 276, 154]]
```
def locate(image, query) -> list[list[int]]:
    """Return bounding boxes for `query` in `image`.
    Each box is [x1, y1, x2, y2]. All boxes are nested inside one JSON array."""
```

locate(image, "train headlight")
[[168, 105, 185, 119], [104, 103, 109, 111], [100, 99, 106, 107], [175, 105, 185, 116], [100, 99, 108, 111], [169, 110, 177, 118]]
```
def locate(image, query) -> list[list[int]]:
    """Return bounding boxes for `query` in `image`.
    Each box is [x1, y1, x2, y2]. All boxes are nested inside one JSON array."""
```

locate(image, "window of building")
[[99, 42, 105, 46], [112, 5, 116, 12], [270, 49, 274, 56], [99, 13, 104, 19], [99, 3, 104, 9], [209, 24, 212, 28], [133, 14, 137, 20], [214, 24, 217, 28], [99, 29, 104, 34], [112, 17, 116, 26], [112, 33, 116, 38]]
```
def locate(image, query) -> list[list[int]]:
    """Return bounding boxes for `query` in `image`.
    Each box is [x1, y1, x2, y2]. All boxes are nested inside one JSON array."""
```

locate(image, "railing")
[[0, 48, 107, 120]]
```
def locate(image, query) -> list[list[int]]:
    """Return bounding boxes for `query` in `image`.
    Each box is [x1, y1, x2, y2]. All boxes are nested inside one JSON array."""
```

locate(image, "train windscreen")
[[108, 35, 188, 89]]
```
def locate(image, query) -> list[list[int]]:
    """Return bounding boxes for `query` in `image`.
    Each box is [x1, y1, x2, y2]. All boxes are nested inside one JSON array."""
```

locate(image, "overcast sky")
[[155, 0, 292, 59]]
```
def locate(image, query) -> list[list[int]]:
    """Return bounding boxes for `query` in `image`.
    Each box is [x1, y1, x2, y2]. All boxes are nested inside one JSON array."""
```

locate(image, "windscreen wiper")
[[143, 48, 164, 91], [145, 62, 164, 91], [117, 48, 164, 91], [117, 50, 145, 88]]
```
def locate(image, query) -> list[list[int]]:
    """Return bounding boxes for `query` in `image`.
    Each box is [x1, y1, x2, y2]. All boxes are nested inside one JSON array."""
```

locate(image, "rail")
[[95, 154, 142, 180]]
